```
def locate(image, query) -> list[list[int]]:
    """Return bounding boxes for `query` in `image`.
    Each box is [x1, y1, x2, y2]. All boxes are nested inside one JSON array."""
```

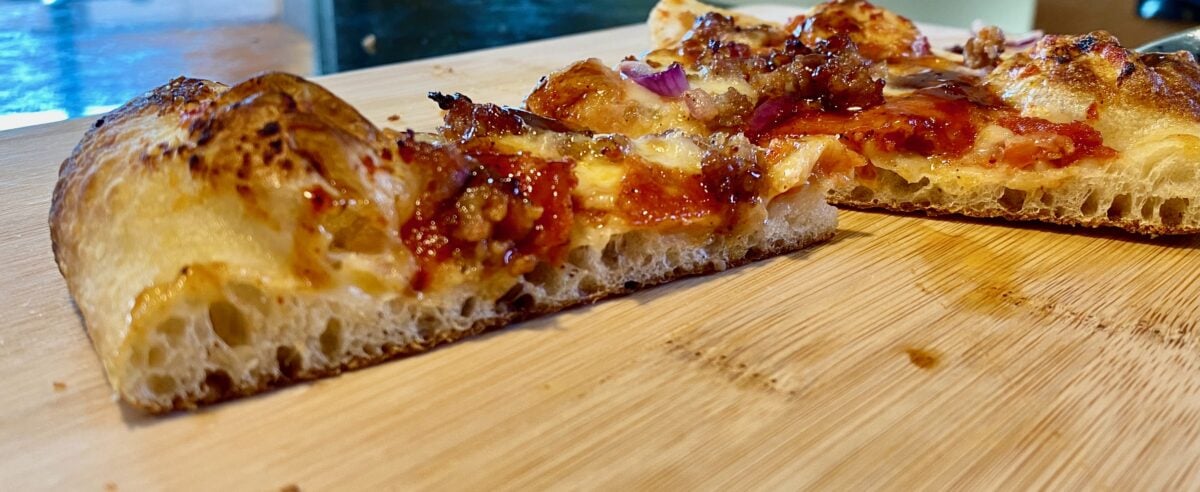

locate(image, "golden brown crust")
[[789, 0, 931, 61], [51, 73, 407, 365], [49, 73, 434, 410], [51, 72, 392, 278], [989, 31, 1200, 121], [51, 77, 222, 262], [50, 77, 228, 359]]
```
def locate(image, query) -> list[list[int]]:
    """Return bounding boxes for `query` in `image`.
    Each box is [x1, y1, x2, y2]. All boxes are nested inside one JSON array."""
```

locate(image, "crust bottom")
[[831, 197, 1198, 236]]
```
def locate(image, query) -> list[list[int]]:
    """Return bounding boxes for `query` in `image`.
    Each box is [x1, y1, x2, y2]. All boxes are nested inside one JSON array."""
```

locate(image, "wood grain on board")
[[1, 6, 1198, 490]]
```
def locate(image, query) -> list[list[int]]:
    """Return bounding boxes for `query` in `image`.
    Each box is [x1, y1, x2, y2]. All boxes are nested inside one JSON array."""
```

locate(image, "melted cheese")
[[492, 132, 569, 160], [487, 123, 824, 255], [623, 80, 673, 109], [765, 136, 833, 195], [573, 157, 626, 210], [688, 73, 757, 101], [631, 133, 705, 174]]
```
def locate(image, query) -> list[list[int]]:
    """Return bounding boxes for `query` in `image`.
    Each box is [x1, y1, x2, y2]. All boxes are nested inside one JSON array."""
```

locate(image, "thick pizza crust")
[[51, 73, 837, 413]]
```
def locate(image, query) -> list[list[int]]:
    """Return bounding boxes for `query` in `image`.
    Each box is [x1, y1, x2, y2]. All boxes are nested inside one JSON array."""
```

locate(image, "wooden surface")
[[3, 6, 1200, 490], [1035, 0, 1195, 47]]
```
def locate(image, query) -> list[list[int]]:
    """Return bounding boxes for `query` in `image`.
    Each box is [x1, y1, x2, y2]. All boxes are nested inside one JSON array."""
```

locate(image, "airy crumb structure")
[[123, 187, 833, 412], [834, 163, 1198, 235]]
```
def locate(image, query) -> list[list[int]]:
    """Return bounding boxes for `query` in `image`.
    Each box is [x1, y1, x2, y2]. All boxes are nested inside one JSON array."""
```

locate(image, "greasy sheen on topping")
[[530, 0, 1200, 234], [527, 0, 1133, 175], [527, 0, 1200, 175], [392, 92, 830, 291]]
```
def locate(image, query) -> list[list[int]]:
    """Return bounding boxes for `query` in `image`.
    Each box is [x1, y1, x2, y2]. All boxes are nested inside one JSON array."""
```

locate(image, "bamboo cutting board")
[[3, 6, 1200, 490]]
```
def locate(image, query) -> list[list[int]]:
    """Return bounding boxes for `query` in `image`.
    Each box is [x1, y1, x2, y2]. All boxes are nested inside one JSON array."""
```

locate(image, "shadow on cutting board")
[[845, 208, 1200, 249]]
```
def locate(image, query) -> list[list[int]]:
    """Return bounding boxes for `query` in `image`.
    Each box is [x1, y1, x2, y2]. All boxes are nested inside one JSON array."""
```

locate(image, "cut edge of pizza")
[[526, 0, 1200, 235], [50, 73, 839, 413]]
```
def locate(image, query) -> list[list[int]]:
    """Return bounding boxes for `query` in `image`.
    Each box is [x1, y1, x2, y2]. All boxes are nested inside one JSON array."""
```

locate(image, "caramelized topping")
[[808, 35, 886, 110], [678, 14, 885, 113], [617, 135, 765, 229], [995, 116, 1115, 167], [680, 12, 790, 66], [667, 14, 888, 136], [766, 93, 979, 158], [524, 58, 685, 135], [618, 161, 717, 226], [786, 0, 931, 61], [399, 137, 577, 290], [684, 87, 756, 131], [963, 26, 1006, 70], [699, 138, 767, 226], [889, 69, 1003, 108], [434, 92, 581, 143], [766, 91, 1116, 167]]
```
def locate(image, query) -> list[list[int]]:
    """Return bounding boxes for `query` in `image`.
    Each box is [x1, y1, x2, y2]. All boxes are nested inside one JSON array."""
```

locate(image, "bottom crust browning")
[[831, 196, 1191, 236]]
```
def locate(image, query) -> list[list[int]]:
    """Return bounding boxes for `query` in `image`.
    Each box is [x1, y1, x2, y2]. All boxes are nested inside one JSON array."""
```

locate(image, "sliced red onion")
[[619, 61, 689, 97], [747, 96, 794, 137]]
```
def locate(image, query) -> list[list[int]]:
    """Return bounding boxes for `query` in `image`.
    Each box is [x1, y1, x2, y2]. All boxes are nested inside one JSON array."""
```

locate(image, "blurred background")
[[0, 0, 1196, 132]]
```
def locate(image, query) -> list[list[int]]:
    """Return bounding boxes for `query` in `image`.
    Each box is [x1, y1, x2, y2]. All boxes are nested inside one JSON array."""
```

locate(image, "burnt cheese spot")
[[1118, 62, 1137, 82], [1075, 34, 1097, 53], [237, 153, 252, 179], [257, 121, 281, 137]]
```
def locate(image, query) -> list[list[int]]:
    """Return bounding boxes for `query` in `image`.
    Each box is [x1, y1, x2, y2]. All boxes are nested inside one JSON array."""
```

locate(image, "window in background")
[[719, 0, 1036, 33], [4, 0, 1193, 133], [0, 0, 671, 132], [298, 0, 658, 74], [0, 0, 310, 131]]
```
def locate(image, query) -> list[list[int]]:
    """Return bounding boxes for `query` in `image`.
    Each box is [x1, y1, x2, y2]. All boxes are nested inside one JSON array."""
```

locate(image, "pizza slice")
[[525, 0, 1200, 235], [51, 73, 837, 412]]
